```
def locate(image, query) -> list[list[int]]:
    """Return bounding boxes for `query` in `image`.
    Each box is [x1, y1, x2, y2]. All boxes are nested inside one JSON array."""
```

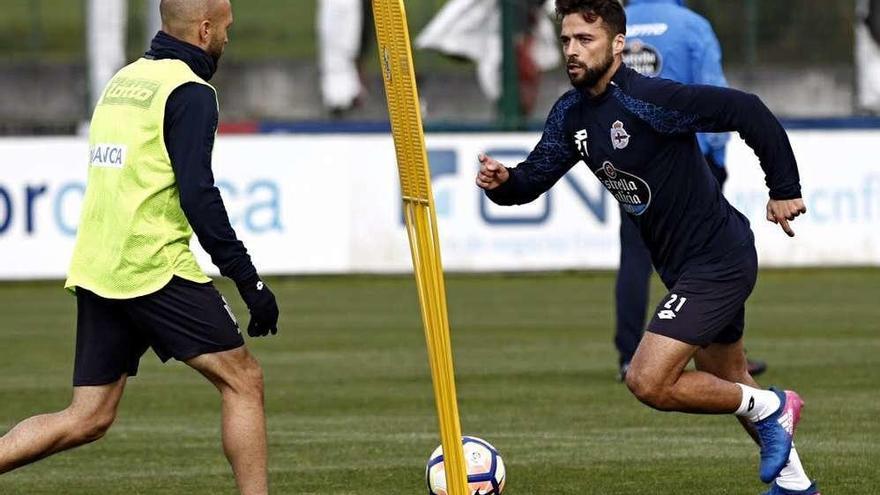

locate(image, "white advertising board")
[[0, 130, 877, 280], [725, 131, 880, 266]]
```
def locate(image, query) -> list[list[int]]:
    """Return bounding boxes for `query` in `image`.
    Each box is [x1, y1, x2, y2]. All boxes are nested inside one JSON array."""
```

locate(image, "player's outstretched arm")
[[766, 198, 807, 237], [478, 90, 583, 206]]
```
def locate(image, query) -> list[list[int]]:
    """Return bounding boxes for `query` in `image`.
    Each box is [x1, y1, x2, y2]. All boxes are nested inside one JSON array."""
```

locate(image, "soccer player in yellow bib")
[[0, 1, 278, 493]]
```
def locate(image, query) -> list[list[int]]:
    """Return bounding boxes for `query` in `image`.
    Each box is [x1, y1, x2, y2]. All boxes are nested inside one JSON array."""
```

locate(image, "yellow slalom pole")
[[371, 1, 469, 494]]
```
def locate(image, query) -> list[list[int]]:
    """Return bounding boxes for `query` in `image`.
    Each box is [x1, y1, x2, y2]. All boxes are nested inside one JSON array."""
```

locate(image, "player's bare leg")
[[187, 347, 268, 495], [628, 333, 813, 488], [625, 331, 743, 413], [694, 339, 760, 443], [0, 375, 126, 474]]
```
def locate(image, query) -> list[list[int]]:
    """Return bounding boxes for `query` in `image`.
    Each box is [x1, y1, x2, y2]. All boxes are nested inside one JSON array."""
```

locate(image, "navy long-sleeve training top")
[[144, 31, 257, 285], [487, 65, 801, 287]]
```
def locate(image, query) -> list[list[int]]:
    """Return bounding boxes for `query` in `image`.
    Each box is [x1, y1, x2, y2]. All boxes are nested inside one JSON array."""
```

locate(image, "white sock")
[[775, 446, 812, 491], [734, 383, 781, 422]]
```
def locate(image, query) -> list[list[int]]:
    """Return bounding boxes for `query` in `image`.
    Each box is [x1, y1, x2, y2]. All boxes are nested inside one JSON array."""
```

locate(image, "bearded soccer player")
[[475, 1, 818, 493], [0, 1, 277, 494]]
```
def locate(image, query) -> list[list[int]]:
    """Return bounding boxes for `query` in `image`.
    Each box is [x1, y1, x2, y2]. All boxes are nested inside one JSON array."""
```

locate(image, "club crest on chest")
[[611, 120, 631, 150]]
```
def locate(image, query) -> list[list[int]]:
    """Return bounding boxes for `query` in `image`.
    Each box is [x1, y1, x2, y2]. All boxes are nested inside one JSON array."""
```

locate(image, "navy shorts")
[[647, 242, 758, 347], [73, 276, 244, 386]]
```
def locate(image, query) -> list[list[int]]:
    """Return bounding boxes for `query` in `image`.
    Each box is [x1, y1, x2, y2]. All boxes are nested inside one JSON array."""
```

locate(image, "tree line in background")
[[690, 0, 855, 66], [0, 0, 855, 68]]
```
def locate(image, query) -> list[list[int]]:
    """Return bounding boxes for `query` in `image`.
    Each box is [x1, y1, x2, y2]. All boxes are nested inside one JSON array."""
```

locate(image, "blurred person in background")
[[145, 0, 163, 47], [318, 0, 371, 115], [86, 0, 127, 110], [856, 0, 880, 113], [0, 1, 279, 493], [614, 0, 767, 381], [416, 0, 561, 116]]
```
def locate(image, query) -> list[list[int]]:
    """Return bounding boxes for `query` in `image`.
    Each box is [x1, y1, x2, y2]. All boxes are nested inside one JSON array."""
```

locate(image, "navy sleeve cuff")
[[484, 168, 522, 206], [768, 184, 802, 200]]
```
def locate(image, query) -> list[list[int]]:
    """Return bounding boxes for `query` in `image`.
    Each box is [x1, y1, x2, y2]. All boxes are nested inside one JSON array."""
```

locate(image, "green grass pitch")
[[0, 269, 877, 494]]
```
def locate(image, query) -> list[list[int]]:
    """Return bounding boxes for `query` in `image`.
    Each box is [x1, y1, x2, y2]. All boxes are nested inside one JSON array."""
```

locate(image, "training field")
[[0, 269, 877, 494]]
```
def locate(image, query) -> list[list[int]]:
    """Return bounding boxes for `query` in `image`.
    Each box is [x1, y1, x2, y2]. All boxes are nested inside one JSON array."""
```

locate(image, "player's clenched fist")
[[766, 198, 807, 237], [475, 153, 510, 190]]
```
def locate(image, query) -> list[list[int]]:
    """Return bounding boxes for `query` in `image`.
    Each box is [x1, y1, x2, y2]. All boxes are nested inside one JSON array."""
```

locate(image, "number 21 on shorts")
[[657, 294, 688, 320]]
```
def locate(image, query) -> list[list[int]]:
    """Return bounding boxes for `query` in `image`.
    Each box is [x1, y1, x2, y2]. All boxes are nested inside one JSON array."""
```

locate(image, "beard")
[[567, 46, 614, 90], [206, 37, 225, 66]]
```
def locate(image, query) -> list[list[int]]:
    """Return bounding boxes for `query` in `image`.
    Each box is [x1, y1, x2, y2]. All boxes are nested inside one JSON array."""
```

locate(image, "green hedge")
[[0, 0, 855, 67]]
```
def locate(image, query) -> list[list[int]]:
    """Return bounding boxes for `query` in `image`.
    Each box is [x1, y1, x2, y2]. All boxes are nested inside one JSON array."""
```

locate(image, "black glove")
[[236, 276, 279, 337]]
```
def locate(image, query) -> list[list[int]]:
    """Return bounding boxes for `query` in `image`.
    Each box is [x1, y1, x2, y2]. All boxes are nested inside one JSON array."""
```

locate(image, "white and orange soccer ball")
[[425, 436, 506, 495]]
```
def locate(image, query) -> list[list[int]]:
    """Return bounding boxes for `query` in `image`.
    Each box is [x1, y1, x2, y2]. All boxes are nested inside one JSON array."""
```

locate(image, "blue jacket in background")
[[624, 0, 730, 166]]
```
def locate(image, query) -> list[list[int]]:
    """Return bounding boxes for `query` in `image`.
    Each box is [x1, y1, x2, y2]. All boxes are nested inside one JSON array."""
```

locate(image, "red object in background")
[[516, 35, 540, 116], [218, 121, 259, 134]]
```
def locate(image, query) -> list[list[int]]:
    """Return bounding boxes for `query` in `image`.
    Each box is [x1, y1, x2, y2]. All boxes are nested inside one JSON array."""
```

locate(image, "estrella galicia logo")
[[623, 40, 662, 77], [595, 161, 652, 216]]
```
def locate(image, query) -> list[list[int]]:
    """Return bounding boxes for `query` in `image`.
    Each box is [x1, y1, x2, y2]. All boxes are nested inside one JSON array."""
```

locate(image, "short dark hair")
[[555, 0, 627, 37]]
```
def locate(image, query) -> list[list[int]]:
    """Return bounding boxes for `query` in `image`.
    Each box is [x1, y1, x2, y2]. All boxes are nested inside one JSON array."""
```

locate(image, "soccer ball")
[[425, 436, 506, 495]]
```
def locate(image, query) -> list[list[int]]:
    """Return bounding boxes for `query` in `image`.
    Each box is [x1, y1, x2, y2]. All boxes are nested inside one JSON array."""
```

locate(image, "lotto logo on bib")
[[595, 161, 652, 216], [101, 77, 160, 109]]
